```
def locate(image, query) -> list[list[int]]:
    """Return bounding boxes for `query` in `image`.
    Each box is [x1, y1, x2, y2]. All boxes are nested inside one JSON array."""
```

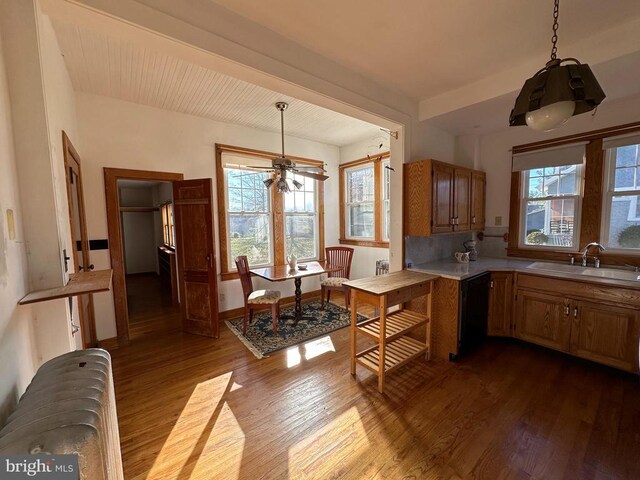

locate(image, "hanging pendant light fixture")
[[509, 0, 605, 131]]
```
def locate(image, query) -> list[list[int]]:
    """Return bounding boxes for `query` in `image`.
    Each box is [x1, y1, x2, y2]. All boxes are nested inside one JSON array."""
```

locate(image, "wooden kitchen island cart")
[[344, 270, 439, 393]]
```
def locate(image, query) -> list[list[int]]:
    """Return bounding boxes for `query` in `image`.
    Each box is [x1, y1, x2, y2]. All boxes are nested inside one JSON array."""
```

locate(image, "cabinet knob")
[[564, 305, 570, 316], [490, 280, 494, 288], [573, 306, 578, 318]]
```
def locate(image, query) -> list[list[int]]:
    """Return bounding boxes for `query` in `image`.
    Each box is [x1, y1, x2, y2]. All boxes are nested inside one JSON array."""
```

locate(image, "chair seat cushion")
[[321, 277, 348, 287], [248, 289, 281, 304]]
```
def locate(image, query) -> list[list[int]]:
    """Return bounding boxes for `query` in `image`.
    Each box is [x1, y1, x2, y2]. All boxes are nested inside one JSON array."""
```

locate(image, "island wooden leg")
[[378, 295, 387, 393], [350, 290, 358, 376]]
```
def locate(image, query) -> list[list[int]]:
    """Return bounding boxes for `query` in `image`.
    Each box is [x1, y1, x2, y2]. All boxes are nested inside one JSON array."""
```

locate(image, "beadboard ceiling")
[[51, 20, 382, 147]]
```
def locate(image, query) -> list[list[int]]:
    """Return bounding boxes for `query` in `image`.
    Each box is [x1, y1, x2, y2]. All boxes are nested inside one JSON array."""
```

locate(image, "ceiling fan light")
[[276, 177, 290, 193], [263, 178, 275, 188], [292, 179, 303, 190]]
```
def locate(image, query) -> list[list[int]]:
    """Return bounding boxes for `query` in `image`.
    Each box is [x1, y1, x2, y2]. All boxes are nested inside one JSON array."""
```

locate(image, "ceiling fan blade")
[[246, 166, 275, 170], [295, 165, 327, 172], [293, 170, 329, 182]]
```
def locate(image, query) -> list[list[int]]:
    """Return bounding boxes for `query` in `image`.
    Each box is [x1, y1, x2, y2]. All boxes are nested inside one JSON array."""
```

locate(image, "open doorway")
[[117, 179, 180, 339]]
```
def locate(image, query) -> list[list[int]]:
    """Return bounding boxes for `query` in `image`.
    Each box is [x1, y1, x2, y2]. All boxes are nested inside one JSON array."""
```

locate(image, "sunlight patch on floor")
[[287, 406, 369, 477], [145, 372, 244, 480], [286, 335, 336, 368]]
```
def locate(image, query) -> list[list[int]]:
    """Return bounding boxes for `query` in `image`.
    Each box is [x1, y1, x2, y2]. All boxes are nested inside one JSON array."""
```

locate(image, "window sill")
[[339, 238, 389, 248], [507, 246, 640, 266]]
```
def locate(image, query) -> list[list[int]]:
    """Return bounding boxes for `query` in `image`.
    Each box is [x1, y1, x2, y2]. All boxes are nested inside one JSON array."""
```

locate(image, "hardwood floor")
[[126, 273, 180, 339], [110, 294, 640, 480]]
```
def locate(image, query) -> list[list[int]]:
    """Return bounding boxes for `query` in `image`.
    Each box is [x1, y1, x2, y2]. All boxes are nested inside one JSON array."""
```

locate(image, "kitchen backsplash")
[[404, 226, 509, 266]]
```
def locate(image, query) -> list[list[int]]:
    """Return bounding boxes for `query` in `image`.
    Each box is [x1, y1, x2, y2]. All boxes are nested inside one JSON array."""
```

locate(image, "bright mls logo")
[[0, 455, 78, 479]]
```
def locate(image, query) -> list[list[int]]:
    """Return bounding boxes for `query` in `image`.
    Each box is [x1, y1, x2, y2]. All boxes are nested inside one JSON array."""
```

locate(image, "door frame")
[[63, 131, 96, 347], [104, 168, 184, 345]]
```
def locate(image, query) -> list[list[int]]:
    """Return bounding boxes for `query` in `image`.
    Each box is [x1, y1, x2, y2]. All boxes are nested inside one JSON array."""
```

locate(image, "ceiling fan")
[[248, 102, 328, 193]]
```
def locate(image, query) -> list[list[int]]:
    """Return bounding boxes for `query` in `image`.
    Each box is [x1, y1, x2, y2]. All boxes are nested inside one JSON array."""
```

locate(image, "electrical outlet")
[[495, 216, 503, 226]]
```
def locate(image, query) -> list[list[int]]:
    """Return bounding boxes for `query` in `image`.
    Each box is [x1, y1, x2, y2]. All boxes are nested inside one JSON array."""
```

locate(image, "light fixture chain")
[[550, 0, 560, 60]]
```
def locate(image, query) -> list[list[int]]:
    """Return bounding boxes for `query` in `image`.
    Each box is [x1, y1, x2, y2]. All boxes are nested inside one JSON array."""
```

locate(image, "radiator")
[[0, 348, 124, 480]]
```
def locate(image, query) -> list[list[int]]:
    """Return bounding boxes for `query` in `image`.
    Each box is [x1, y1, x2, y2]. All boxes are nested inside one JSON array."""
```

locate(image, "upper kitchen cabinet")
[[403, 159, 486, 237]]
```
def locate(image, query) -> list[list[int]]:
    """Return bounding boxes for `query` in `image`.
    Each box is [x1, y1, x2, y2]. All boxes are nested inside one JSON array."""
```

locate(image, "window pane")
[[383, 200, 390, 241], [606, 194, 640, 249], [285, 215, 316, 260], [347, 167, 374, 203], [226, 169, 270, 213], [614, 167, 635, 190], [524, 198, 576, 248], [347, 203, 374, 238], [615, 145, 639, 168], [229, 214, 271, 265]]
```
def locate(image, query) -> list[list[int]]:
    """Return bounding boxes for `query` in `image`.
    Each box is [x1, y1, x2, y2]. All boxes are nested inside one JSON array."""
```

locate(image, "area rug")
[[225, 300, 367, 358]]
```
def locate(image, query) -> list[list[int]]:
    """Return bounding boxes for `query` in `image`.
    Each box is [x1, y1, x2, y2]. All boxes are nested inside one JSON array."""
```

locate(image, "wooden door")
[[514, 289, 571, 352], [570, 300, 639, 372], [487, 272, 513, 336], [173, 179, 219, 337], [62, 132, 96, 348], [470, 171, 486, 231], [431, 162, 454, 234], [453, 168, 471, 231]]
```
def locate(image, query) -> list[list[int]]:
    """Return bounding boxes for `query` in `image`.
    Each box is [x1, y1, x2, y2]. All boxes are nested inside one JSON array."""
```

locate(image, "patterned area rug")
[[225, 300, 367, 358]]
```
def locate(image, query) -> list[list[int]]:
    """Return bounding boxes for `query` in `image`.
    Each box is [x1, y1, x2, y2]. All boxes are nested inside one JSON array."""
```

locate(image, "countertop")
[[409, 257, 640, 289]]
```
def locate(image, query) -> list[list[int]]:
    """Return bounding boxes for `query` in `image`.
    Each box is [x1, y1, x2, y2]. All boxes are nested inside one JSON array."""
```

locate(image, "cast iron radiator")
[[0, 348, 124, 479]]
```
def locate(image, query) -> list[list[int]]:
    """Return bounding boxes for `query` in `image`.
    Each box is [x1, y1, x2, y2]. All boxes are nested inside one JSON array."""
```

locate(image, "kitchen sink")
[[527, 262, 640, 282]]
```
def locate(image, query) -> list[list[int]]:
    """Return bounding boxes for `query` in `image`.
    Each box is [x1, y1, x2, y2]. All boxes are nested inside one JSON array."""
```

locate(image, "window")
[[216, 145, 325, 279], [339, 153, 390, 248], [161, 202, 175, 248], [345, 164, 375, 239], [508, 122, 640, 264], [602, 140, 640, 250], [520, 164, 583, 249], [225, 168, 272, 266], [284, 173, 318, 260]]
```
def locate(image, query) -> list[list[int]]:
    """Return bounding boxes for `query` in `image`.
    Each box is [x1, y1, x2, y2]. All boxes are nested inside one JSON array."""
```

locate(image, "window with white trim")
[[382, 159, 391, 241], [225, 168, 273, 266], [284, 173, 318, 260], [514, 143, 585, 249], [602, 138, 640, 250], [345, 164, 375, 239]]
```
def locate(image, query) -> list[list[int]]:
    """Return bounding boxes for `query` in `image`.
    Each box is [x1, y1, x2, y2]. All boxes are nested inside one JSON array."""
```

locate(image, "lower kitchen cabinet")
[[487, 272, 513, 336], [570, 300, 639, 372], [514, 289, 572, 353]]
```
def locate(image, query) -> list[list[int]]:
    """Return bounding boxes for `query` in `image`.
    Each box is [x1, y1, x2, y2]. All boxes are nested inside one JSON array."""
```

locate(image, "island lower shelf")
[[355, 336, 427, 374], [356, 309, 428, 342]]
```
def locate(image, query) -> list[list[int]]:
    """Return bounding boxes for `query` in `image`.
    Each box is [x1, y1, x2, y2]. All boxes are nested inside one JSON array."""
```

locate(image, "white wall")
[[466, 94, 640, 230], [0, 16, 38, 426], [118, 185, 159, 274], [75, 93, 341, 340]]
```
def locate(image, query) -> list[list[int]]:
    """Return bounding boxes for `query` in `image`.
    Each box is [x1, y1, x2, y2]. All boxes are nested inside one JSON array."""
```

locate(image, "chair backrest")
[[325, 246, 354, 279], [235, 256, 253, 298]]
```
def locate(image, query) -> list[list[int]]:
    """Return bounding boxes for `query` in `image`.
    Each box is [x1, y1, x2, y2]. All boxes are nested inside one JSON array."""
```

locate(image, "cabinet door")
[[488, 272, 513, 336], [515, 289, 571, 352], [570, 301, 639, 372], [403, 160, 431, 237], [470, 171, 486, 231], [431, 162, 454, 234], [453, 168, 471, 231]]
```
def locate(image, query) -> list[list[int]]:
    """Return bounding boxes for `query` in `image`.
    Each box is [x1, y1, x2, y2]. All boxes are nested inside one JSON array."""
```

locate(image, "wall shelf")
[[19, 269, 113, 305]]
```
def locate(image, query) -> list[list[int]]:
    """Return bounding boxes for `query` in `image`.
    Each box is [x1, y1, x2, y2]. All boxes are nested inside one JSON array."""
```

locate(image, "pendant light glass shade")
[[525, 100, 575, 131]]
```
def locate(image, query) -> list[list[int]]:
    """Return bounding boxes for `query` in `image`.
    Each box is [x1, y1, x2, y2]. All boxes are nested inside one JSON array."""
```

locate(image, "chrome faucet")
[[580, 242, 605, 267]]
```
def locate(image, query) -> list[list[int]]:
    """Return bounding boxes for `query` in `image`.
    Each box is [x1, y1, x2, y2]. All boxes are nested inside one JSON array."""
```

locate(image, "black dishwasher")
[[457, 272, 490, 357]]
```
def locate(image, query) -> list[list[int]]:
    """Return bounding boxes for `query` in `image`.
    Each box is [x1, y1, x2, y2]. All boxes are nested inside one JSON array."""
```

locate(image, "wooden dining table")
[[250, 261, 341, 320]]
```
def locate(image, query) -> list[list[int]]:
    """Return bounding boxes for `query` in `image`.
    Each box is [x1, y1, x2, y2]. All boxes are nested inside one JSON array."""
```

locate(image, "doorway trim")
[[104, 168, 184, 346]]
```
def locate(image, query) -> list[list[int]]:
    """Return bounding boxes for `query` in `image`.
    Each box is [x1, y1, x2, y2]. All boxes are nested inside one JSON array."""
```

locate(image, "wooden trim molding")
[[339, 152, 390, 248], [104, 167, 184, 345], [508, 121, 640, 266], [98, 336, 120, 351], [215, 144, 326, 280]]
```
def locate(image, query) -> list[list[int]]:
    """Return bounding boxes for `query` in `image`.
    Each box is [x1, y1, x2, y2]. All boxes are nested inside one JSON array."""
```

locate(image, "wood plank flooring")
[[110, 294, 640, 480]]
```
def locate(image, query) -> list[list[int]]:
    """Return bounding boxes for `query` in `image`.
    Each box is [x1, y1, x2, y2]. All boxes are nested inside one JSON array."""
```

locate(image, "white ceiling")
[[211, 0, 640, 101], [50, 20, 382, 147]]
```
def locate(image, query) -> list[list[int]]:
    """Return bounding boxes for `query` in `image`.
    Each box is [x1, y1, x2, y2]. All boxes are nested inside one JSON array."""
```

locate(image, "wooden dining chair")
[[235, 256, 281, 335], [321, 246, 354, 310]]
